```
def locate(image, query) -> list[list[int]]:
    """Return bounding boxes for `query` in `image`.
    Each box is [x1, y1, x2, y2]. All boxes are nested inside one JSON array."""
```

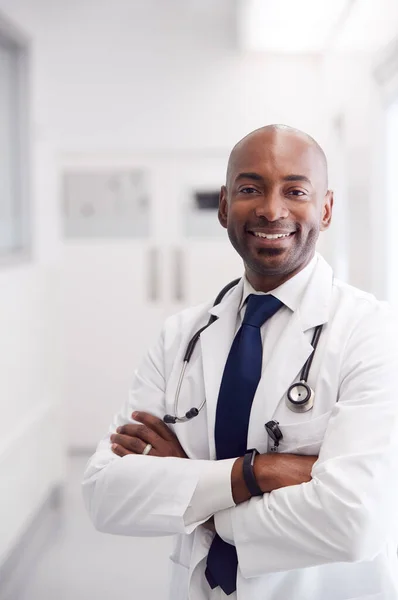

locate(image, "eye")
[[239, 187, 258, 194], [287, 189, 307, 198]]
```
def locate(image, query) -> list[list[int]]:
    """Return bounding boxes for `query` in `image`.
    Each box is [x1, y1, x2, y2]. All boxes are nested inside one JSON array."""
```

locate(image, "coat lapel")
[[199, 279, 244, 459], [247, 311, 314, 448], [247, 255, 334, 448], [198, 256, 334, 457]]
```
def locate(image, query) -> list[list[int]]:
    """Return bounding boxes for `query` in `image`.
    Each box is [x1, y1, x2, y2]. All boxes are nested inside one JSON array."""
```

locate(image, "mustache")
[[246, 220, 298, 232]]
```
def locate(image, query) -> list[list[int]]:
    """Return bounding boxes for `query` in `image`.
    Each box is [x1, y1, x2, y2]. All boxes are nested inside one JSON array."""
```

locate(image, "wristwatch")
[[243, 448, 263, 496]]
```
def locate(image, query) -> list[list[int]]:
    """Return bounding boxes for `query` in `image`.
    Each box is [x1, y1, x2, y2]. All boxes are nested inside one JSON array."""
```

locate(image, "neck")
[[245, 256, 314, 293]]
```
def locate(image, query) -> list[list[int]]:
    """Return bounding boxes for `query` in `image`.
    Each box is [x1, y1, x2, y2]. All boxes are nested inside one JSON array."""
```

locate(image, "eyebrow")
[[283, 174, 312, 185], [234, 172, 264, 182], [234, 172, 312, 185]]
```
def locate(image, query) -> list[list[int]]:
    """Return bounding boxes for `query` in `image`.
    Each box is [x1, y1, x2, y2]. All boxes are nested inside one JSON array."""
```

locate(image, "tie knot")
[[243, 294, 283, 328]]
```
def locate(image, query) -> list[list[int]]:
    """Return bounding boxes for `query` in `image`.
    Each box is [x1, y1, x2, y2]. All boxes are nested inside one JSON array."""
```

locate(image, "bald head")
[[226, 124, 328, 191]]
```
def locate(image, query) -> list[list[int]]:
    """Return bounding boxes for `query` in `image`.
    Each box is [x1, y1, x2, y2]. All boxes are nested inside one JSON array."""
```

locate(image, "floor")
[[15, 455, 174, 600]]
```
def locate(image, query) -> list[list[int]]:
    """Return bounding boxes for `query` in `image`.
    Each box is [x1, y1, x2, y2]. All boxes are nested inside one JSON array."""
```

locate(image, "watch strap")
[[242, 448, 263, 497]]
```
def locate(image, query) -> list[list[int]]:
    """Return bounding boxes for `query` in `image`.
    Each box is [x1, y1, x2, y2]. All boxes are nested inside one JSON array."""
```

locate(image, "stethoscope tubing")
[[165, 278, 324, 424], [300, 324, 323, 381]]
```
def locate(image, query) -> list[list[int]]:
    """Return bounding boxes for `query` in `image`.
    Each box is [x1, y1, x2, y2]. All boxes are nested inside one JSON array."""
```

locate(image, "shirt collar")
[[238, 253, 318, 313]]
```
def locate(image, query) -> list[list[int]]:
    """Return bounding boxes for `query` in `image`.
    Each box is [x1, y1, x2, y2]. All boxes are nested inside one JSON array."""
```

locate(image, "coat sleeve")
[[215, 301, 398, 576], [82, 318, 234, 537]]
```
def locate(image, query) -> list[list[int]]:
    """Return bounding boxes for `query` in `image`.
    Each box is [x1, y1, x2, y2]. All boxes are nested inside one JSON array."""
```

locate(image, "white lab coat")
[[83, 255, 398, 600]]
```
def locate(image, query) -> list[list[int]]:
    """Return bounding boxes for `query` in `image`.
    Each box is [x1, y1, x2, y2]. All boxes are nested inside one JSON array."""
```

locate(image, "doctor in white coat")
[[82, 124, 398, 600]]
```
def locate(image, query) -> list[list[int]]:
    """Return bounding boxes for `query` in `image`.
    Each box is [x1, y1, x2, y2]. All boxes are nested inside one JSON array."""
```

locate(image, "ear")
[[218, 186, 228, 229], [320, 190, 333, 231]]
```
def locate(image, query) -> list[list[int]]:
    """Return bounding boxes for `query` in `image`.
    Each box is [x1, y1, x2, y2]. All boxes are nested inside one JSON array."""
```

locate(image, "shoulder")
[[164, 301, 213, 332], [331, 278, 398, 361], [161, 278, 242, 337], [332, 277, 395, 322], [333, 277, 379, 304], [160, 301, 214, 350]]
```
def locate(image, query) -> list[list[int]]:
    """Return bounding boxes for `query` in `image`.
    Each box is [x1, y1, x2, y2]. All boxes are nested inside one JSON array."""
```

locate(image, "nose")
[[254, 190, 289, 222]]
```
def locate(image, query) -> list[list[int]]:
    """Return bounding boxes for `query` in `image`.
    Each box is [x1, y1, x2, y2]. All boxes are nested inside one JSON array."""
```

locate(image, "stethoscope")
[[163, 278, 324, 426]]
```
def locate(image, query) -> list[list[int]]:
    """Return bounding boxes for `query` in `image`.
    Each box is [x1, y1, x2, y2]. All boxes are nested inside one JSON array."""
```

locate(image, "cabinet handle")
[[148, 247, 159, 302], [174, 247, 184, 302]]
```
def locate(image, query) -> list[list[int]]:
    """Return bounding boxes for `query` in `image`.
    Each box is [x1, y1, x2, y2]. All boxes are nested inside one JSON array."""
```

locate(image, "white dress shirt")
[[182, 256, 318, 599]]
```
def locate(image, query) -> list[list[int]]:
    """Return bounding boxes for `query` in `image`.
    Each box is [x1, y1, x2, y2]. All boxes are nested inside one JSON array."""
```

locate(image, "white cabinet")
[[59, 152, 242, 449], [158, 154, 243, 312]]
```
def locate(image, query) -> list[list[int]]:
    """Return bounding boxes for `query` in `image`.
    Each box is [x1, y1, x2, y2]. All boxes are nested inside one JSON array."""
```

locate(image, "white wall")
[[0, 0, 328, 148], [320, 49, 398, 299], [0, 132, 65, 572], [0, 263, 64, 565], [25, 1, 326, 152], [318, 0, 398, 298]]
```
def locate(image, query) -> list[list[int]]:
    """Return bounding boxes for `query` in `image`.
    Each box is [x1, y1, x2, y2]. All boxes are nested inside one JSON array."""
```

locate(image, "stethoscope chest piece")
[[286, 381, 314, 413]]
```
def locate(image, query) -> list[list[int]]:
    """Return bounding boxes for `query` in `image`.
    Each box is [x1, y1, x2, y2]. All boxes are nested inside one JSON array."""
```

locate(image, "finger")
[[111, 443, 131, 457], [115, 423, 161, 447], [111, 433, 155, 455], [132, 411, 175, 441]]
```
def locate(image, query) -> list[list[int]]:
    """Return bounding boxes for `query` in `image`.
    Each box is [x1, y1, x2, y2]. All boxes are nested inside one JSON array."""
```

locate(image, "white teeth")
[[253, 232, 291, 239]]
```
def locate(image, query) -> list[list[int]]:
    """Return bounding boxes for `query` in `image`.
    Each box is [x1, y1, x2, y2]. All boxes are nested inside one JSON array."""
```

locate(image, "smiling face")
[[219, 126, 333, 291]]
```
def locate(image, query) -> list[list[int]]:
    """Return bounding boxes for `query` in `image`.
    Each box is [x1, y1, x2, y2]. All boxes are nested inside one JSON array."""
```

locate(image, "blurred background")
[[1, 0, 398, 598]]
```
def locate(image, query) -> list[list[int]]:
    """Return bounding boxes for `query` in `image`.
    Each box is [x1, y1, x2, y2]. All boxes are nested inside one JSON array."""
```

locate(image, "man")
[[83, 125, 398, 600]]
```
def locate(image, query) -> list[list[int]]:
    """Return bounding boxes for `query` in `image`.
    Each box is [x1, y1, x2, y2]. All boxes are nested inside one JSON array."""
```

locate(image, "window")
[[0, 15, 30, 259]]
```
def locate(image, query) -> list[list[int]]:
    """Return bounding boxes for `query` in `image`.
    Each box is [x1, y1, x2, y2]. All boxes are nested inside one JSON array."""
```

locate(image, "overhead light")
[[238, 0, 351, 53]]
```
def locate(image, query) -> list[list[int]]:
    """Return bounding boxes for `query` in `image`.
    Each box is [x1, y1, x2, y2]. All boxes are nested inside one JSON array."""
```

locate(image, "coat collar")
[[207, 252, 332, 331], [298, 253, 333, 331], [207, 276, 244, 320], [238, 254, 318, 313]]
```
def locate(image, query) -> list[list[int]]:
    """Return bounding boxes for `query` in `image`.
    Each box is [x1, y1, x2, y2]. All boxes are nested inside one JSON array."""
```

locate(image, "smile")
[[253, 232, 292, 239], [249, 231, 295, 240]]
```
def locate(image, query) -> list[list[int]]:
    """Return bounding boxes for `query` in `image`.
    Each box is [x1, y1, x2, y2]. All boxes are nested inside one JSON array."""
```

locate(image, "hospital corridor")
[[4, 456, 173, 599], [2, 1, 398, 599]]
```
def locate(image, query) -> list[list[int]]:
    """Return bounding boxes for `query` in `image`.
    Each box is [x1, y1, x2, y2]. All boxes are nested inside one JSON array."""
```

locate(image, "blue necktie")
[[205, 294, 283, 595]]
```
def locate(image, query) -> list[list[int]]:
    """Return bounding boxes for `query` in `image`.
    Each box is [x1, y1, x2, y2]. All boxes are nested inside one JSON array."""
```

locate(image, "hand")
[[110, 411, 188, 459]]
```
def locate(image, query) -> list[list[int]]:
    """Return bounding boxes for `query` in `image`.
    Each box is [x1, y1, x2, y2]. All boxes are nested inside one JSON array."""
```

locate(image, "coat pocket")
[[275, 410, 332, 455]]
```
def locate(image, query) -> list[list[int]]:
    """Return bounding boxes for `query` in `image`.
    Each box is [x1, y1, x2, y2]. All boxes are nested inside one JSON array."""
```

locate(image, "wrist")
[[231, 452, 269, 504], [243, 448, 263, 496], [231, 457, 251, 504]]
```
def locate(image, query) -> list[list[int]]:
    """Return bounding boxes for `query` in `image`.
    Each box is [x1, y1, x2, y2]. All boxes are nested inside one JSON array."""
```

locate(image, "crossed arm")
[[110, 410, 317, 526]]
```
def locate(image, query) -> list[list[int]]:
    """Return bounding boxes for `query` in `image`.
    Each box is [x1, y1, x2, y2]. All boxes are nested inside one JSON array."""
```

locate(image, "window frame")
[[0, 12, 31, 266]]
